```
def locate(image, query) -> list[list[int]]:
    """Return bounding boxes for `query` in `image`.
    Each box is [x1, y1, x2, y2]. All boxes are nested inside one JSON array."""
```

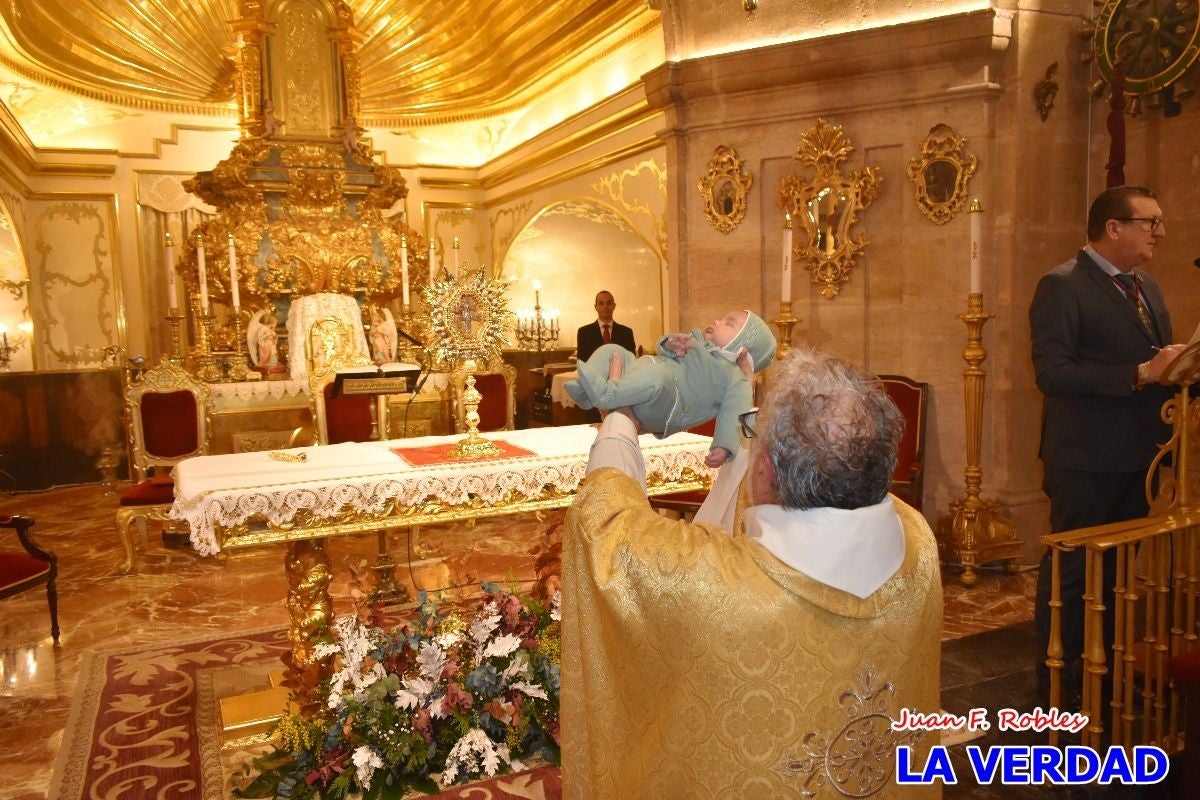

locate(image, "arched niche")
[[0, 196, 33, 372], [500, 199, 663, 355]]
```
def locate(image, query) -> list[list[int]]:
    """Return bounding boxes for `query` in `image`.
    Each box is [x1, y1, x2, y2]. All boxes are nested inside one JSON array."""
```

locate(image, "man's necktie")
[[602, 324, 611, 344], [1112, 272, 1154, 334]]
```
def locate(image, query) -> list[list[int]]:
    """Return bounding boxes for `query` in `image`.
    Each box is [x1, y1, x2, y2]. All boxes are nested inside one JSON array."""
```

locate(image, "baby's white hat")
[[725, 311, 777, 372]]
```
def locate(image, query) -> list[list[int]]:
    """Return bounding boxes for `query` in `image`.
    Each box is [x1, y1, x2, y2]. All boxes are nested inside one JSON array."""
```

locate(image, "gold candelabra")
[[515, 282, 559, 360], [935, 292, 1022, 585], [0, 321, 31, 371]]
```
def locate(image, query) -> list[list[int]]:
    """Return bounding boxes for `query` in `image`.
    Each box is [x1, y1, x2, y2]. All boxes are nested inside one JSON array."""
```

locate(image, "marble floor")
[[0, 483, 1038, 800]]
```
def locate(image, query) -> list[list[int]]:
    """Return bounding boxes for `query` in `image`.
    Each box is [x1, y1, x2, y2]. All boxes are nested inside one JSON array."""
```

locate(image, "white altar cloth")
[[171, 424, 714, 556], [549, 370, 580, 408]]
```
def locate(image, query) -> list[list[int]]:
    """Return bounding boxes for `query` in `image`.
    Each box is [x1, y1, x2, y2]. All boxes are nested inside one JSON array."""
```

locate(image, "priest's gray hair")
[[758, 347, 903, 510]]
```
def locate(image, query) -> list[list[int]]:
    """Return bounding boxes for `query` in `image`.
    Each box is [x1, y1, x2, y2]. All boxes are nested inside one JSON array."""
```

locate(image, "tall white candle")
[[782, 213, 793, 303], [196, 235, 209, 313], [164, 232, 178, 310], [428, 238, 437, 283], [227, 233, 240, 309], [969, 199, 982, 294], [453, 236, 461, 278], [400, 234, 411, 306]]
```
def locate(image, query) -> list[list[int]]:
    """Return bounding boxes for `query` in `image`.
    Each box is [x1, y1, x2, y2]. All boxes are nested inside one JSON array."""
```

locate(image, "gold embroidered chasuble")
[[561, 469, 943, 799]]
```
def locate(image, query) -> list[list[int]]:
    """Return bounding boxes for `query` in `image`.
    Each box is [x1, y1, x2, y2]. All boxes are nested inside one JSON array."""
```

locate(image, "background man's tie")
[[1112, 272, 1155, 337], [602, 324, 611, 344]]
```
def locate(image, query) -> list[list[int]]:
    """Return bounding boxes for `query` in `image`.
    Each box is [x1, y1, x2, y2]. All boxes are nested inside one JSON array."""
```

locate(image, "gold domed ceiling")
[[0, 0, 655, 127]]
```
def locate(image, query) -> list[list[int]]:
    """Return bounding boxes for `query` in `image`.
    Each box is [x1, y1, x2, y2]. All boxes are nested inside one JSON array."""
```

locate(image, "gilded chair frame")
[[1, 514, 59, 642], [450, 360, 516, 433], [115, 359, 211, 572], [306, 316, 385, 445]]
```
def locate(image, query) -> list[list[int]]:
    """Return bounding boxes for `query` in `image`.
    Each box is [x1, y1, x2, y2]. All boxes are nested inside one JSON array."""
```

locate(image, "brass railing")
[[1041, 510, 1200, 751]]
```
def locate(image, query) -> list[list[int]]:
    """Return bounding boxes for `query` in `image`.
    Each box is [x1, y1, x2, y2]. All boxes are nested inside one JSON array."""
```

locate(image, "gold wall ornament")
[[1034, 62, 1060, 122], [698, 145, 753, 235], [776, 119, 881, 299], [906, 123, 977, 225]]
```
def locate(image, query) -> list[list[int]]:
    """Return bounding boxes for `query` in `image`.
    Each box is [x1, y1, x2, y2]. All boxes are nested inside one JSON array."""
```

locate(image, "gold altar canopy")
[[179, 0, 429, 316]]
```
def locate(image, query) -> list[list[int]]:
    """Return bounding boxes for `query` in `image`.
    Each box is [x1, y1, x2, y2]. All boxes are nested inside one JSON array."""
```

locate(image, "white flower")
[[394, 676, 435, 710], [550, 590, 561, 622], [417, 642, 447, 681], [482, 633, 522, 660], [441, 728, 515, 786], [510, 680, 548, 700], [500, 652, 529, 683], [352, 745, 384, 790], [469, 613, 501, 646], [434, 628, 463, 649]]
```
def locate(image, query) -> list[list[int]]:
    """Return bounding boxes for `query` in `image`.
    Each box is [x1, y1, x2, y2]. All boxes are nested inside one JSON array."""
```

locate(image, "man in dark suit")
[[1030, 185, 1185, 702], [576, 290, 635, 363]]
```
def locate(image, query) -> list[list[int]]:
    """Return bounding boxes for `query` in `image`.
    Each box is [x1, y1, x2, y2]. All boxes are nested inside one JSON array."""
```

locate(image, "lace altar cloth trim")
[[209, 379, 308, 402], [170, 425, 714, 556]]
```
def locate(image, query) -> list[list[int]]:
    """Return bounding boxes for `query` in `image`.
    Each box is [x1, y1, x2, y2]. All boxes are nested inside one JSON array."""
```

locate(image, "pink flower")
[[443, 681, 474, 712]]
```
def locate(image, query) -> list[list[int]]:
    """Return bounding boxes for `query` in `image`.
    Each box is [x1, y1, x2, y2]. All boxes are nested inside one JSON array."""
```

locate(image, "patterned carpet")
[[0, 483, 1035, 799]]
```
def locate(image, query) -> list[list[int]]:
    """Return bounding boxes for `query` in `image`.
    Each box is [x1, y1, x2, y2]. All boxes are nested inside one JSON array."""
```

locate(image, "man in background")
[[1029, 184, 1185, 705], [576, 290, 635, 363], [561, 347, 942, 798]]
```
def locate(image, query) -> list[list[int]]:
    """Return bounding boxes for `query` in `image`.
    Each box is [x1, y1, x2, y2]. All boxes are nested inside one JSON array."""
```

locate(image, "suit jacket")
[[1030, 249, 1174, 473], [576, 320, 635, 362]]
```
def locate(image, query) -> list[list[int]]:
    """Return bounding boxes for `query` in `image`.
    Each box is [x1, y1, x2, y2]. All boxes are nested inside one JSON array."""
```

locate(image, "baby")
[[564, 309, 776, 467]]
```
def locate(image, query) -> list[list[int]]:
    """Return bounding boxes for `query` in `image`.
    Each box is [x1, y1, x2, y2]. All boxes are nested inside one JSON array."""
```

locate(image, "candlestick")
[[400, 234, 411, 306], [782, 213, 793, 303], [969, 198, 982, 295], [934, 292, 1022, 585], [1, 326, 7, 348], [428, 238, 437, 283], [164, 232, 178, 310], [453, 236, 461, 278], [195, 234, 209, 313], [227, 233, 240, 309]]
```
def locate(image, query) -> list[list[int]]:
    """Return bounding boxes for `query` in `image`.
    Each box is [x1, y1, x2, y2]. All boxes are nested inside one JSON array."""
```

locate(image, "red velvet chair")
[[0, 514, 59, 642], [115, 360, 210, 572], [877, 374, 929, 512]]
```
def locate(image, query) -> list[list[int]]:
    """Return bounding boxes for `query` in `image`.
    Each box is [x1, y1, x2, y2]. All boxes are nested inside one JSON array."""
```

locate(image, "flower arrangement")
[[235, 583, 561, 799]]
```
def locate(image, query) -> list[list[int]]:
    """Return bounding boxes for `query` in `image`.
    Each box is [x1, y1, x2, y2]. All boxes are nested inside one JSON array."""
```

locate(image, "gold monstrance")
[[425, 268, 513, 459]]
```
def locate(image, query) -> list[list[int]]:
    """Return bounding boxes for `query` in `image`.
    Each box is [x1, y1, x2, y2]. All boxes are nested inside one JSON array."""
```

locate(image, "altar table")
[[169, 424, 714, 707]]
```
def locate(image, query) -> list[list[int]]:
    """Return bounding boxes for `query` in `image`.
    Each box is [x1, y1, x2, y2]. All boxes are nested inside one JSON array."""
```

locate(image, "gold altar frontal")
[[171, 425, 714, 715]]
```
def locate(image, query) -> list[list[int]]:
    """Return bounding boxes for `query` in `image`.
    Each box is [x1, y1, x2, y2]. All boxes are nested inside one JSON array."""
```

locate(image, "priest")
[[561, 346, 943, 798]]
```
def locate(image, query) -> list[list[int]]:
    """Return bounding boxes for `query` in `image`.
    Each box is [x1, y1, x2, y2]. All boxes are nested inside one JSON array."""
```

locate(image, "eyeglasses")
[[738, 407, 758, 439], [1115, 216, 1164, 232]]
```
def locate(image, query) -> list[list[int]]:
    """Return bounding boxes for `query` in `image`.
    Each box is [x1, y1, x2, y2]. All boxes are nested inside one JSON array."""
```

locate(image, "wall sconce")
[[0, 320, 33, 371]]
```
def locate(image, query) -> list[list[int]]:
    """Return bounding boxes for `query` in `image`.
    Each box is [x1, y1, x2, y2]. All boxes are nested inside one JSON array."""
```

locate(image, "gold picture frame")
[[776, 119, 882, 299], [698, 145, 752, 234], [907, 124, 977, 225]]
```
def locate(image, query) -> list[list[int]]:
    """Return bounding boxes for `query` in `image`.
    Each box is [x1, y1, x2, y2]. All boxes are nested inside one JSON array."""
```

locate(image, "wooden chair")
[[0, 514, 59, 642], [877, 374, 929, 512], [115, 359, 211, 572], [451, 361, 516, 433]]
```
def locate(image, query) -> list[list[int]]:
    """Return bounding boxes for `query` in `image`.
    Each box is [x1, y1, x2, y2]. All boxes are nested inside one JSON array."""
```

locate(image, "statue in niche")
[[262, 100, 284, 138], [248, 309, 280, 368]]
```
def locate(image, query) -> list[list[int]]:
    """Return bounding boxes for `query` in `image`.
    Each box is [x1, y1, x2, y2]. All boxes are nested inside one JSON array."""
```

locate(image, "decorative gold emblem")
[[425, 270, 513, 459], [906, 123, 978, 226], [698, 145, 752, 235], [776, 120, 881, 299], [775, 664, 926, 798], [1034, 62, 1060, 122]]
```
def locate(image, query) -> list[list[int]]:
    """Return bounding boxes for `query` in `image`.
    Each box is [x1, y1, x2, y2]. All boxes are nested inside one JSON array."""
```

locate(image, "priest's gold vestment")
[[562, 469, 943, 799]]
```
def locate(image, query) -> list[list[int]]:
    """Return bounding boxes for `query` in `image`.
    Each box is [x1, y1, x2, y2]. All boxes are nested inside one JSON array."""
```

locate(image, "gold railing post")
[[1047, 546, 1064, 747]]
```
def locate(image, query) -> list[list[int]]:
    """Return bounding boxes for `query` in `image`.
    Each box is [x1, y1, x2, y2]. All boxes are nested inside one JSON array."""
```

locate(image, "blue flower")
[[465, 663, 501, 695]]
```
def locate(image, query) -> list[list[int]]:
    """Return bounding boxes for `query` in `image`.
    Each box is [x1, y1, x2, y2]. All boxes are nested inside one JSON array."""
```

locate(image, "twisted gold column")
[[935, 292, 1022, 585], [283, 540, 334, 714]]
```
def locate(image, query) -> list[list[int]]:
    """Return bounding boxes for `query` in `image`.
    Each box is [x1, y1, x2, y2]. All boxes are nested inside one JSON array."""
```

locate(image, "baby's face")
[[703, 310, 747, 349]]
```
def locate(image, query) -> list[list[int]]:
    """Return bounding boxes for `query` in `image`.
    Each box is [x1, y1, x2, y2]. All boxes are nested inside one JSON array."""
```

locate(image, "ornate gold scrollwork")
[[776, 119, 881, 299], [906, 124, 977, 225], [698, 145, 752, 235]]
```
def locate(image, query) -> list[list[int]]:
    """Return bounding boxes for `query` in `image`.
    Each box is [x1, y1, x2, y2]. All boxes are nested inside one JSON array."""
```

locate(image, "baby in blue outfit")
[[564, 309, 777, 467]]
